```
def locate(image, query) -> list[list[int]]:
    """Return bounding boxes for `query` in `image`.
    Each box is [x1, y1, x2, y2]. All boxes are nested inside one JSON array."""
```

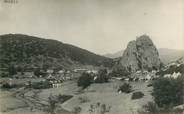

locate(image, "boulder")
[[119, 35, 161, 73]]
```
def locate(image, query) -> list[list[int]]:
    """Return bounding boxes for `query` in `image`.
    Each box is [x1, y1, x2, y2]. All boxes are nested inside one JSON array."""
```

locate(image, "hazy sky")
[[0, 0, 183, 55]]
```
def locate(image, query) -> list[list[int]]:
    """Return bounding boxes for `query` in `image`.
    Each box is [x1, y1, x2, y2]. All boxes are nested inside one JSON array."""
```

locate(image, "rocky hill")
[[104, 48, 184, 64], [118, 35, 161, 73], [0, 34, 113, 70]]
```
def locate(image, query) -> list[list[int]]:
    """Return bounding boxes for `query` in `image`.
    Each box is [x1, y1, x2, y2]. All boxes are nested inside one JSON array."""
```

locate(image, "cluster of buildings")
[[111, 70, 159, 82], [39, 68, 98, 88]]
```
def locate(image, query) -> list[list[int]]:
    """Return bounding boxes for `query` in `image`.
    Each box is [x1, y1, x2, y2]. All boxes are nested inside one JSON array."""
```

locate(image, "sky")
[[0, 0, 183, 55]]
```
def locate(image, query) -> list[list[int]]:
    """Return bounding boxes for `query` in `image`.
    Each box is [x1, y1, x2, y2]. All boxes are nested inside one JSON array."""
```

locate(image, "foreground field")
[[0, 79, 154, 114], [60, 80, 153, 114]]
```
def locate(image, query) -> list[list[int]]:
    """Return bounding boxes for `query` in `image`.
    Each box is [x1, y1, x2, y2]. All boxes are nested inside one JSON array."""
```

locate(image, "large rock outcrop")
[[119, 35, 161, 73]]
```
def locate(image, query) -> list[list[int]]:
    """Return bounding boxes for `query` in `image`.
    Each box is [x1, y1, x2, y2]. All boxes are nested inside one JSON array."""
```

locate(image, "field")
[[0, 78, 154, 114]]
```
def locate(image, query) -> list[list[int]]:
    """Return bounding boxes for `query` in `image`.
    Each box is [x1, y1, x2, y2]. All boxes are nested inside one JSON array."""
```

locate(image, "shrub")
[[140, 101, 184, 114], [1, 82, 21, 89], [88, 102, 111, 114], [73, 106, 82, 114], [131, 91, 144, 100], [152, 76, 184, 108], [118, 83, 132, 93], [95, 69, 109, 83], [141, 101, 159, 113], [147, 83, 153, 87], [78, 96, 90, 103], [1, 82, 12, 89], [48, 94, 58, 114], [32, 81, 51, 89], [77, 72, 93, 89], [57, 94, 73, 103]]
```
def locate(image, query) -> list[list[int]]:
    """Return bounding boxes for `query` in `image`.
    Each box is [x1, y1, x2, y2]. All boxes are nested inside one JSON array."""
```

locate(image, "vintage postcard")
[[0, 0, 183, 114]]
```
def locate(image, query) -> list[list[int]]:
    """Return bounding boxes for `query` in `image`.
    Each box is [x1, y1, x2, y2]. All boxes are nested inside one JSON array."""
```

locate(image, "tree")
[[73, 106, 81, 114], [77, 72, 93, 89], [95, 69, 109, 83], [152, 76, 184, 108], [118, 83, 132, 93], [131, 91, 144, 100], [48, 94, 57, 114], [8, 65, 17, 76]]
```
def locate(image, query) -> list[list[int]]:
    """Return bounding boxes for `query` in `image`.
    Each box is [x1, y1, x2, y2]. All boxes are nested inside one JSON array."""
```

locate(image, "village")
[[1, 63, 182, 91]]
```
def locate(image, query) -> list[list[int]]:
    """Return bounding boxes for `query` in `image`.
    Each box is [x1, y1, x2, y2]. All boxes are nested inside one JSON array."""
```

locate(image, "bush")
[[78, 96, 90, 103], [141, 101, 184, 114], [48, 94, 58, 114], [147, 83, 153, 87], [152, 76, 184, 108], [141, 101, 159, 113], [77, 72, 93, 89], [118, 83, 132, 93], [73, 106, 82, 114], [1, 82, 13, 89], [131, 91, 144, 100], [1, 82, 21, 89], [57, 94, 73, 103], [32, 81, 51, 89], [95, 69, 109, 83], [88, 102, 111, 114]]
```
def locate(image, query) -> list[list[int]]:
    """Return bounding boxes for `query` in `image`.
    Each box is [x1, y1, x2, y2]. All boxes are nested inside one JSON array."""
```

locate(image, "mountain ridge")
[[0, 34, 113, 70]]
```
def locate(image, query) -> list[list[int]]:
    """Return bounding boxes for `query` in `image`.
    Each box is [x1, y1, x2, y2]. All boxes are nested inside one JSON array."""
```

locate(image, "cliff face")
[[119, 35, 161, 72]]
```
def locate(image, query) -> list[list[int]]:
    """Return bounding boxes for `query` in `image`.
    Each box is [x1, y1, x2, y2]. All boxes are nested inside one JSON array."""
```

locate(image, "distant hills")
[[158, 48, 184, 64], [104, 50, 124, 59], [104, 48, 184, 64], [0, 34, 113, 70]]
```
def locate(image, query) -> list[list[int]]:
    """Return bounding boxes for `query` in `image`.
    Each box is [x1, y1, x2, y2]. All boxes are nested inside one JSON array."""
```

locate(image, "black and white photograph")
[[0, 0, 184, 114]]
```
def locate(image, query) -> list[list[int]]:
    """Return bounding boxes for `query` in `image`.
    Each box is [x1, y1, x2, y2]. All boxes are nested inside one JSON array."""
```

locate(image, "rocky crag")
[[119, 35, 161, 73]]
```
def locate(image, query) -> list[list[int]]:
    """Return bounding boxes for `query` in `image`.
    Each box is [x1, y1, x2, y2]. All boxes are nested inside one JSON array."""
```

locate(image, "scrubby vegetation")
[[77, 72, 93, 89], [73, 106, 82, 114], [140, 102, 160, 113], [57, 94, 73, 103], [118, 83, 132, 93], [31, 81, 52, 89], [131, 91, 144, 100], [152, 76, 184, 108], [47, 94, 58, 114], [140, 101, 184, 114], [78, 69, 110, 89], [147, 83, 153, 87], [88, 102, 111, 114], [0, 34, 113, 74], [140, 75, 184, 114], [78, 96, 90, 103], [94, 69, 109, 83], [1, 82, 23, 89]]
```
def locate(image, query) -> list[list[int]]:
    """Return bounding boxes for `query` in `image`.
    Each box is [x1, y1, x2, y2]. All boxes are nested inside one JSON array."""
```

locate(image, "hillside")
[[104, 50, 124, 59], [0, 34, 113, 70], [158, 48, 184, 64]]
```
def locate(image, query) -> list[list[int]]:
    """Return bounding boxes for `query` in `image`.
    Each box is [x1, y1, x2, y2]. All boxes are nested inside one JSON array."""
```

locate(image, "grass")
[[1, 79, 182, 114]]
